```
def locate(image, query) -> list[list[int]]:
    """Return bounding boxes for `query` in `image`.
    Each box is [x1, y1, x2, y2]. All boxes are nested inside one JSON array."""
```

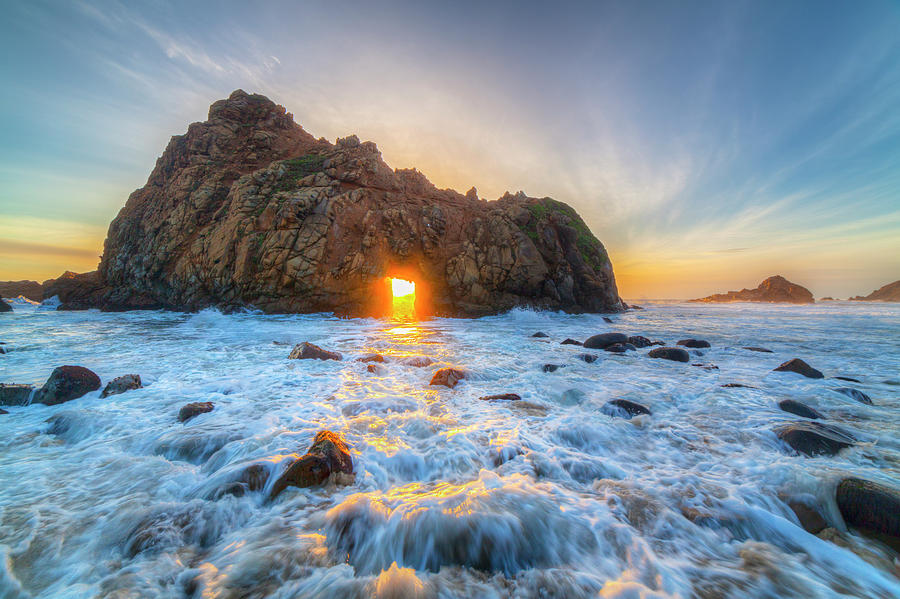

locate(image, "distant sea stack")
[[40, 90, 623, 317], [0, 280, 42, 302], [690, 275, 814, 304], [849, 280, 900, 302]]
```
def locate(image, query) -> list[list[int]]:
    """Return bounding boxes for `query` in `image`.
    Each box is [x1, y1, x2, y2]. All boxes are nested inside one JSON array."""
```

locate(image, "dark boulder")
[[677, 339, 710, 348], [584, 332, 628, 349], [561, 338, 582, 346], [833, 387, 872, 405], [270, 430, 353, 497], [430, 368, 466, 388], [577, 354, 598, 363], [101, 374, 142, 398], [602, 317, 613, 323], [0, 408, 7, 415], [479, 393, 521, 401], [531, 332, 549, 338], [542, 364, 562, 373], [836, 478, 900, 542], [627, 336, 653, 348], [778, 399, 823, 419], [602, 399, 651, 419], [833, 376, 861, 383], [775, 421, 856, 456], [33, 366, 101, 405], [648, 347, 690, 362], [743, 347, 773, 353], [356, 354, 384, 363], [289, 342, 342, 361], [0, 299, 11, 312], [773, 358, 824, 379], [179, 402, 214, 423], [0, 384, 34, 406]]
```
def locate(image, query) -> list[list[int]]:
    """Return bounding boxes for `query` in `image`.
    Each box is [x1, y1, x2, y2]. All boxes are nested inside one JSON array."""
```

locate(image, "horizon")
[[2, 1, 899, 299]]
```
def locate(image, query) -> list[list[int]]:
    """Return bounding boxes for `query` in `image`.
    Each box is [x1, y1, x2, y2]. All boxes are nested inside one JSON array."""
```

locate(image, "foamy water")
[[1, 302, 898, 598]]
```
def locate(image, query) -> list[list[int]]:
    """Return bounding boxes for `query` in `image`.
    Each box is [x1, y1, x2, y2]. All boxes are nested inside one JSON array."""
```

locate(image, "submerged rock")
[[429, 368, 465, 388], [773, 358, 824, 379], [356, 354, 385, 363], [577, 353, 598, 363], [179, 402, 215, 423], [692, 363, 718, 370], [289, 342, 342, 360], [690, 275, 814, 304], [206, 463, 271, 499], [778, 399, 823, 420], [0, 408, 7, 414], [721, 383, 756, 389], [479, 393, 521, 401], [774, 421, 856, 456], [401, 356, 433, 368], [33, 366, 101, 405], [542, 364, 562, 373], [531, 332, 549, 338], [0, 383, 34, 406], [833, 376, 862, 383], [788, 500, 828, 534], [677, 339, 710, 348], [833, 387, 872, 405], [743, 346, 773, 353], [602, 316, 613, 323], [602, 399, 651, 419], [583, 332, 628, 349], [270, 430, 353, 498], [836, 478, 900, 542], [561, 338, 582, 346], [101, 374, 142, 398], [647, 347, 690, 362], [626, 335, 653, 348]]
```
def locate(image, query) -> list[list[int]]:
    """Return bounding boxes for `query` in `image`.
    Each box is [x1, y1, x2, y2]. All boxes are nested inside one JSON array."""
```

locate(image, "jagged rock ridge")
[[0, 280, 42, 302], [44, 90, 623, 317], [690, 275, 814, 304], [850, 280, 900, 302]]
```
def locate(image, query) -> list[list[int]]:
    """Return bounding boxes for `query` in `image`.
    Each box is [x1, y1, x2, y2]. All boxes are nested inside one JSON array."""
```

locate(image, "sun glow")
[[391, 278, 415, 297]]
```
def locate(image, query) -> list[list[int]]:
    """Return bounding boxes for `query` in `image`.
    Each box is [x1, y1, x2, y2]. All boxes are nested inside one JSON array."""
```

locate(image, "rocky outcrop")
[[0, 299, 10, 313], [33, 366, 101, 405], [849, 280, 900, 302], [0, 280, 42, 302], [47, 90, 623, 317], [690, 275, 814, 304], [270, 430, 353, 497]]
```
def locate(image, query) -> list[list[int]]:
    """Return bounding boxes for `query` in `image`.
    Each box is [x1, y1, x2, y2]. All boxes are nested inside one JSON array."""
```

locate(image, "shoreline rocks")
[[677, 339, 710, 348], [270, 430, 353, 498], [430, 368, 466, 388], [773, 358, 824, 379], [584, 332, 628, 349], [33, 366, 101, 405], [289, 342, 342, 361], [101, 374, 142, 398], [648, 347, 690, 362], [775, 422, 856, 456], [778, 399, 824, 420], [690, 275, 814, 304]]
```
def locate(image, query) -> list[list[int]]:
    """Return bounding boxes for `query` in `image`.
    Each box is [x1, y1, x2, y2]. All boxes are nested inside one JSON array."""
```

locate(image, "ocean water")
[[0, 301, 898, 598]]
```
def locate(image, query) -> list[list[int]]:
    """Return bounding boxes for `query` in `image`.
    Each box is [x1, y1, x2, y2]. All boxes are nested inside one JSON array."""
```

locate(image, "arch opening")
[[389, 278, 416, 319]]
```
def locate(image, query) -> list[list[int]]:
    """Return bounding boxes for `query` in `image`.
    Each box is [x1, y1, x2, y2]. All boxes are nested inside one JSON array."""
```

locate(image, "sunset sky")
[[2, 0, 899, 299]]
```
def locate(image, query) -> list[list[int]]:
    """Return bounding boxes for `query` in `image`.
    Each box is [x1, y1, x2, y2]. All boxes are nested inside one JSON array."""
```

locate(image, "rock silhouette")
[[690, 275, 814, 304]]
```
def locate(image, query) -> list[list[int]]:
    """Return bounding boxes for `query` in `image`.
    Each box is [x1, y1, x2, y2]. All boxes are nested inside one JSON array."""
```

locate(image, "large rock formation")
[[690, 275, 814, 304], [849, 280, 900, 302], [44, 90, 623, 317], [0, 280, 42, 302]]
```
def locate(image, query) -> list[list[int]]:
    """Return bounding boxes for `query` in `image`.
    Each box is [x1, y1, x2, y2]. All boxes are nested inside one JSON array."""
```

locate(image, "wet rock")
[[560, 338, 582, 346], [0, 408, 7, 414], [289, 342, 342, 361], [774, 421, 856, 457], [721, 383, 756, 389], [836, 478, 900, 543], [602, 399, 651, 419], [0, 346, 5, 354], [833, 387, 872, 405], [100, 374, 142, 398], [33, 366, 101, 405], [270, 430, 353, 497], [542, 364, 562, 373], [648, 347, 690, 362], [833, 376, 861, 383], [179, 402, 215, 423], [154, 428, 241, 464], [604, 344, 628, 353], [207, 463, 270, 499], [602, 316, 614, 323], [0, 383, 34, 406], [743, 346, 773, 353], [479, 393, 521, 401], [692, 363, 719, 370], [773, 358, 824, 379], [124, 503, 233, 558], [366, 364, 378, 373], [402, 356, 433, 367], [778, 399, 823, 419], [577, 354, 598, 363], [429, 368, 466, 388], [356, 354, 385, 363], [531, 332, 549, 338], [677, 339, 711, 348], [0, 299, 10, 312], [627, 335, 653, 348], [788, 500, 827, 534], [583, 332, 628, 349]]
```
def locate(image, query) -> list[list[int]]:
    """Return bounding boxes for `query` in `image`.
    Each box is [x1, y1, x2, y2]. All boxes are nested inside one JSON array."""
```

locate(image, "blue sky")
[[1, 0, 898, 298]]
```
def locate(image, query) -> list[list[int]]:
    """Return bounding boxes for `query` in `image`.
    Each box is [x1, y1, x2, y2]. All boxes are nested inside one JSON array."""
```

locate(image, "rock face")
[[690, 275, 814, 304], [849, 280, 900, 302], [33, 366, 101, 405], [45, 90, 623, 317], [0, 280, 42, 302]]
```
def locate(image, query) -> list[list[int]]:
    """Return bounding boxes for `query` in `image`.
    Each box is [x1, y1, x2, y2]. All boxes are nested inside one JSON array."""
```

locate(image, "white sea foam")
[[0, 301, 899, 597]]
